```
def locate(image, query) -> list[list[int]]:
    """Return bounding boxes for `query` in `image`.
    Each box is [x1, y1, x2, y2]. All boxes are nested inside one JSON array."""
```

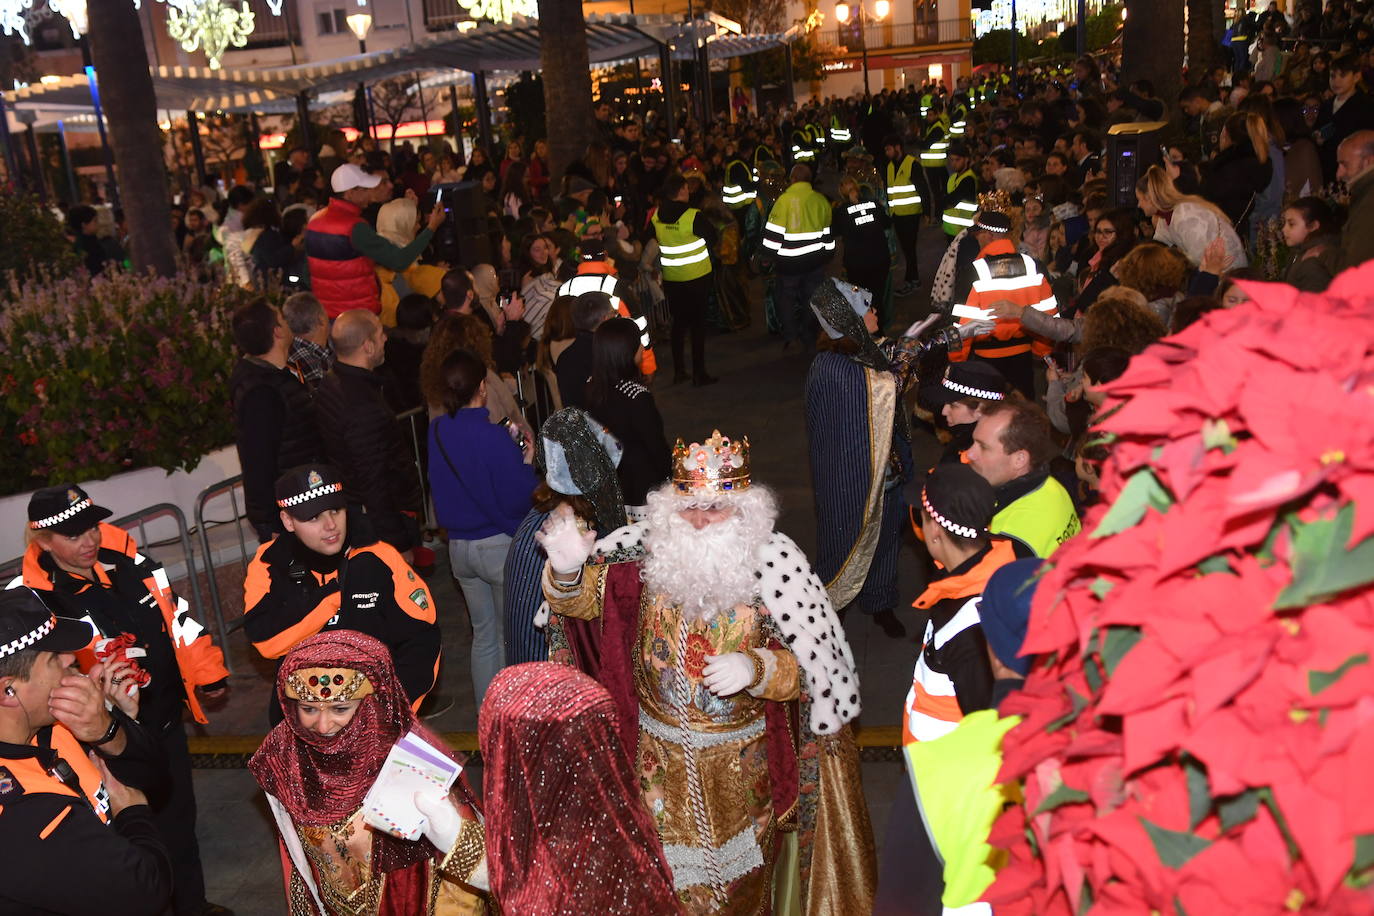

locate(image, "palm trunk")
[[537, 0, 597, 190], [86, 0, 178, 277], [1122, 0, 1184, 119], [1186, 0, 1217, 79]]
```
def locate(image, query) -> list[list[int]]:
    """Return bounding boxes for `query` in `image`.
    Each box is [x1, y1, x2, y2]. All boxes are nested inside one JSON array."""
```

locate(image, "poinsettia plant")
[[0, 268, 257, 496], [983, 264, 1374, 914]]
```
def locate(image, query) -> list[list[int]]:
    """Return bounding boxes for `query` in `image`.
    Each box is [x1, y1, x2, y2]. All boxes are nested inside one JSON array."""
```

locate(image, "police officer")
[[762, 164, 835, 348], [0, 588, 173, 915], [242, 465, 441, 718], [557, 239, 656, 378], [919, 101, 952, 219], [15, 485, 231, 916]]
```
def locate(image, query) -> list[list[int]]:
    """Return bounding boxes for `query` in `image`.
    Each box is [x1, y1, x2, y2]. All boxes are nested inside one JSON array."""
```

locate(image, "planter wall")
[[0, 446, 241, 565]]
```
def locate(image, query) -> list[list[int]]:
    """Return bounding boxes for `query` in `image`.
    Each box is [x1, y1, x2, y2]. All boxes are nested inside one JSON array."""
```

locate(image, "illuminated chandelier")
[[0, 0, 85, 43], [164, 0, 255, 69], [454, 0, 537, 26]]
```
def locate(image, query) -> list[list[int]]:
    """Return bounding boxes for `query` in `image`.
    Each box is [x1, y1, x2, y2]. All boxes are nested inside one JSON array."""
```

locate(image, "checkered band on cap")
[[276, 482, 344, 509], [942, 376, 1006, 401], [28, 498, 92, 530], [0, 614, 54, 659], [921, 486, 984, 540]]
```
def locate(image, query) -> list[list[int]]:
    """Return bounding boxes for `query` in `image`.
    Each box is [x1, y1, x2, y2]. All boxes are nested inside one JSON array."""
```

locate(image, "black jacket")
[[554, 330, 595, 410], [586, 379, 672, 505], [1200, 145, 1272, 230], [314, 362, 423, 552], [0, 714, 172, 915], [1318, 90, 1374, 180], [242, 512, 440, 710], [229, 356, 322, 543]]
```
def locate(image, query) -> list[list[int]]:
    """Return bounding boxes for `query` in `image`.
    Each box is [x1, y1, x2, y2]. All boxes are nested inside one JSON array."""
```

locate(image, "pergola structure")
[[1, 12, 804, 197]]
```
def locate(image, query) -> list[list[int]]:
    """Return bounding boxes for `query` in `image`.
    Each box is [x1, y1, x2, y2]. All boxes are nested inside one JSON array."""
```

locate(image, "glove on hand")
[[703, 652, 756, 697], [535, 507, 596, 576], [414, 791, 463, 853]]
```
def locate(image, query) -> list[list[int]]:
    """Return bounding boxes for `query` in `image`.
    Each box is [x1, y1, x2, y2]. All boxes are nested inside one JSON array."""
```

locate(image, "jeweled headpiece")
[[977, 188, 1013, 215], [284, 667, 375, 702], [672, 430, 750, 494]]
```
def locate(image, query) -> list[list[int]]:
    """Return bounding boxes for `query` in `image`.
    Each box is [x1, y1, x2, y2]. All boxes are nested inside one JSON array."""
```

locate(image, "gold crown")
[[977, 189, 1013, 215], [672, 430, 751, 494], [284, 667, 374, 703]]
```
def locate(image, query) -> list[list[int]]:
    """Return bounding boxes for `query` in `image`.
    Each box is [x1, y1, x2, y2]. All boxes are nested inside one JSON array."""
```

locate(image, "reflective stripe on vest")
[[969, 254, 1056, 310], [942, 171, 978, 234], [902, 597, 983, 745], [886, 156, 923, 215], [763, 221, 835, 257], [652, 208, 712, 282], [557, 272, 622, 313], [721, 184, 757, 206], [920, 139, 949, 165]]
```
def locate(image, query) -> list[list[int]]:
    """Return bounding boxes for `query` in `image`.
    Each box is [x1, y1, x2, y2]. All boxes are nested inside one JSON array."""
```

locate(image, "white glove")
[[702, 652, 756, 697], [414, 790, 463, 852], [535, 506, 596, 576], [959, 319, 997, 339]]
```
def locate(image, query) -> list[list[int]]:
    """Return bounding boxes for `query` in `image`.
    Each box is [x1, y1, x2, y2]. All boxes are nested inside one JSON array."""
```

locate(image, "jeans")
[[449, 532, 511, 708], [774, 267, 825, 345]]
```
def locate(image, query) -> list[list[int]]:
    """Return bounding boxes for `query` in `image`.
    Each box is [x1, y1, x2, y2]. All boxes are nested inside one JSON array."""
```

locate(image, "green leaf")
[[1197, 554, 1232, 575], [1140, 817, 1212, 869], [1100, 626, 1143, 677], [1175, 900, 1191, 916], [1258, 787, 1301, 860], [1308, 654, 1370, 695], [1183, 754, 1210, 830], [1201, 417, 1238, 454], [1218, 789, 1260, 831], [1354, 834, 1374, 873], [1035, 782, 1091, 815], [1078, 883, 1095, 915], [1275, 504, 1374, 609], [1092, 467, 1173, 538], [1084, 657, 1104, 694], [1090, 576, 1115, 599]]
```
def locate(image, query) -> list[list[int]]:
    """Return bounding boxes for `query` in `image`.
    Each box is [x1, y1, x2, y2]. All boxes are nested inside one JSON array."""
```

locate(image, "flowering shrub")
[[0, 191, 78, 289], [984, 266, 1374, 914], [0, 269, 258, 496]]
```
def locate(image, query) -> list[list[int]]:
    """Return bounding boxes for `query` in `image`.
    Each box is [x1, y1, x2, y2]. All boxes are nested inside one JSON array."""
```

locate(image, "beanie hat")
[[979, 558, 1045, 677]]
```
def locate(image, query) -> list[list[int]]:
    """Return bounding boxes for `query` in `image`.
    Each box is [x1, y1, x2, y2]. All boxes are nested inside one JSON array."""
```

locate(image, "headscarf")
[[479, 663, 682, 915], [376, 197, 418, 249], [810, 277, 890, 371], [248, 631, 460, 873], [536, 408, 625, 534]]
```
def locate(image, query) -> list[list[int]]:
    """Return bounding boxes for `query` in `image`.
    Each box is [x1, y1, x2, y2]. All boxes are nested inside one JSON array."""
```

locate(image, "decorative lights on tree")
[[164, 0, 256, 69], [453, 0, 537, 26], [0, 0, 85, 42]]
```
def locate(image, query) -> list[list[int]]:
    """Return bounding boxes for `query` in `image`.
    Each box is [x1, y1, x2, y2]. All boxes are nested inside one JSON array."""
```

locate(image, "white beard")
[[641, 485, 779, 623]]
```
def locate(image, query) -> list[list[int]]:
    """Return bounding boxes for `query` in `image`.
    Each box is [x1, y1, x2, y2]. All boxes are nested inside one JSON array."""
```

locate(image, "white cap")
[[330, 163, 382, 194]]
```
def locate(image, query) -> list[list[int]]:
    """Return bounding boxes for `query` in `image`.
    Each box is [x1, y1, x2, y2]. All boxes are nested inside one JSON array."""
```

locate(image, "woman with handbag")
[[428, 349, 537, 707]]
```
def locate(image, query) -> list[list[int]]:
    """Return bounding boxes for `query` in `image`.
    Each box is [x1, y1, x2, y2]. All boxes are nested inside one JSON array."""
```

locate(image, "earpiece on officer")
[[4, 686, 14, 696]]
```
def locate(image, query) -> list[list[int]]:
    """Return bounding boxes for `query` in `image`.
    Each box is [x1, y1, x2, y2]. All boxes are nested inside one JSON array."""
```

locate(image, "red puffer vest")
[[305, 198, 381, 317]]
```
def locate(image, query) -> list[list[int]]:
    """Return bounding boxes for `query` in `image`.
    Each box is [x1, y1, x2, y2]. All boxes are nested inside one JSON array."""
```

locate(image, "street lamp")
[[835, 0, 889, 98], [346, 7, 376, 142]]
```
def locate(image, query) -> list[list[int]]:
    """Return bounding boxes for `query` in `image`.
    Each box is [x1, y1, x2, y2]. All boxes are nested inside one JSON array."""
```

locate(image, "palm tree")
[[86, 0, 178, 277], [537, 0, 596, 189], [1122, 0, 1184, 117]]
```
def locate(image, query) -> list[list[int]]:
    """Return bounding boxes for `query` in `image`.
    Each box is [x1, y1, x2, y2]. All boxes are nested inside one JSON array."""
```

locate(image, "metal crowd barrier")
[[396, 406, 436, 531], [194, 475, 252, 674]]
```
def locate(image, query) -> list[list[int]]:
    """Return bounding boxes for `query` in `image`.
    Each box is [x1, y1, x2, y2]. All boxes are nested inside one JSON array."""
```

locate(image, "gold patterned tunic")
[[546, 564, 800, 915]]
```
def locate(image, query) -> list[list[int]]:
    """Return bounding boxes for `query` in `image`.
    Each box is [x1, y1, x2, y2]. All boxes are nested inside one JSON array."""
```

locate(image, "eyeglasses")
[[1094, 227, 1117, 236], [1302, 106, 1320, 114]]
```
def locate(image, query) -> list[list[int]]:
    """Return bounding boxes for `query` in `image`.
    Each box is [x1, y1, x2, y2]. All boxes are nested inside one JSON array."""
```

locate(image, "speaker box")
[[424, 181, 492, 268], [1105, 121, 1167, 209]]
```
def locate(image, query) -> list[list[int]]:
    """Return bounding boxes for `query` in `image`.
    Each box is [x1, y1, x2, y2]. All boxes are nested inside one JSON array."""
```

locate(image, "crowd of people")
[[8, 2, 1374, 912]]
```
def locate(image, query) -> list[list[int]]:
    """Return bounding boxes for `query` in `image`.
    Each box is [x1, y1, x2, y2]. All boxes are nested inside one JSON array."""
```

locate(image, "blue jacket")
[[428, 408, 537, 540]]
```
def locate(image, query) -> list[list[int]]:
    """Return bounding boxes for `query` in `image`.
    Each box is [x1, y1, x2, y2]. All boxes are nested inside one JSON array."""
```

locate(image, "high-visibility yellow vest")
[[943, 169, 978, 236], [989, 474, 1081, 558], [829, 114, 852, 144], [652, 207, 712, 282], [790, 129, 816, 163], [919, 120, 950, 167], [721, 159, 758, 209], [885, 155, 924, 216]]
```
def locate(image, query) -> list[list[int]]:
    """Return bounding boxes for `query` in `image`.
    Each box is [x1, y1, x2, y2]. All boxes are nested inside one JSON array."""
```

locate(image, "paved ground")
[[184, 196, 954, 912]]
